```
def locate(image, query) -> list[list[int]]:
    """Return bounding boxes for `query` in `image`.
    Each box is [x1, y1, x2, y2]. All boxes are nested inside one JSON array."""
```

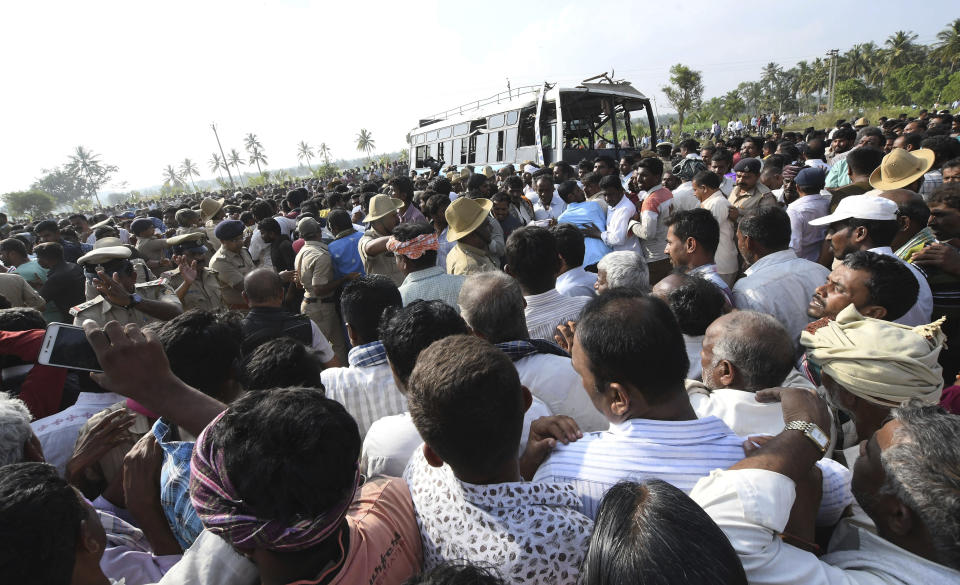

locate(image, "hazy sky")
[[2, 0, 954, 194]]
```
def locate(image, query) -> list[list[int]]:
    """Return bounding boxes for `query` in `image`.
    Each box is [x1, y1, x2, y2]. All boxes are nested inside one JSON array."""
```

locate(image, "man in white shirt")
[[810, 194, 933, 327], [733, 206, 829, 341], [582, 175, 641, 253], [458, 271, 608, 432], [664, 208, 734, 304], [709, 153, 736, 196], [694, 171, 739, 284], [319, 276, 406, 439], [530, 175, 566, 224], [505, 226, 591, 340], [691, 390, 960, 585], [31, 390, 123, 475], [550, 224, 597, 297]]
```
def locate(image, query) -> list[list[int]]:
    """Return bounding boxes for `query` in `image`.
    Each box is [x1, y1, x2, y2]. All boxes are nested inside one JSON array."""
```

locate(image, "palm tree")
[[934, 18, 960, 73], [318, 142, 332, 166], [297, 141, 315, 170], [885, 30, 921, 71], [209, 153, 225, 182], [162, 165, 185, 190], [810, 58, 830, 111], [841, 44, 869, 80], [248, 147, 268, 175], [65, 146, 117, 209], [861, 42, 884, 89], [244, 133, 263, 153], [356, 129, 375, 159], [179, 158, 200, 193], [227, 149, 246, 186]]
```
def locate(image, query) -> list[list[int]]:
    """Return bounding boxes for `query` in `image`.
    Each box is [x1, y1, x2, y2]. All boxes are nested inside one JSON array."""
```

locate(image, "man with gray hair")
[[594, 251, 650, 294], [690, 311, 797, 438], [458, 271, 607, 431], [0, 392, 42, 466]]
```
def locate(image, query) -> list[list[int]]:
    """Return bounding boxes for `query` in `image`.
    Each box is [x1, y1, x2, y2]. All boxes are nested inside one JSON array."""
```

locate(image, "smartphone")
[[37, 323, 103, 372]]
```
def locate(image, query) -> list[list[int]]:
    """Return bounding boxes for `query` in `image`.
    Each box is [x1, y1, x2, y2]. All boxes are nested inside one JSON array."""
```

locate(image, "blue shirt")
[[328, 230, 365, 279], [152, 418, 202, 549]]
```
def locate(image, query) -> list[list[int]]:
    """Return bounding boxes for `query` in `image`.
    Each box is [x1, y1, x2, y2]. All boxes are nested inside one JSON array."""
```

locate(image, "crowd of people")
[[1, 106, 960, 585]]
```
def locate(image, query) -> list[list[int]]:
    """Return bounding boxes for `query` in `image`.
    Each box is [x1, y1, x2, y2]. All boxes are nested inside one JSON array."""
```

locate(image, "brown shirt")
[[295, 240, 334, 299], [359, 228, 404, 286], [728, 183, 777, 211], [209, 247, 254, 307]]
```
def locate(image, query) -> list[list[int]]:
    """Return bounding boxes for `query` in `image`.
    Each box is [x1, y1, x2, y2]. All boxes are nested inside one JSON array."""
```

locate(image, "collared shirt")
[[631, 184, 673, 262], [733, 249, 829, 340], [359, 228, 404, 286], [555, 266, 597, 298], [161, 267, 223, 312], [700, 192, 739, 275], [295, 240, 334, 300], [71, 280, 183, 327], [920, 169, 942, 201], [532, 192, 567, 222], [689, 263, 734, 305], [523, 288, 591, 340], [328, 230, 366, 279], [788, 194, 831, 261], [98, 506, 181, 584], [320, 341, 407, 439], [152, 418, 202, 549], [512, 351, 609, 432], [687, 384, 788, 438], [601, 195, 641, 252], [209, 246, 254, 307], [398, 266, 465, 310], [719, 174, 735, 196], [896, 226, 936, 262], [671, 181, 700, 213], [403, 448, 592, 585], [401, 204, 427, 224], [436, 227, 455, 270], [446, 242, 496, 276], [728, 183, 777, 211], [868, 246, 933, 327], [691, 469, 960, 585], [31, 391, 123, 475], [135, 235, 170, 262]]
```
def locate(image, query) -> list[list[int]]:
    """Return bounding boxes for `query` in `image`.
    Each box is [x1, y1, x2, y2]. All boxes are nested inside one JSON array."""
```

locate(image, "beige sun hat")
[[77, 246, 132, 266], [362, 195, 404, 224], [93, 237, 124, 249], [199, 197, 225, 223], [869, 148, 936, 190], [445, 197, 493, 241]]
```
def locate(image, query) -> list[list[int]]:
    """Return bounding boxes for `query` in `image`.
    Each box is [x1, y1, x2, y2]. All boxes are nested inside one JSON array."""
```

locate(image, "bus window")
[[438, 126, 452, 139], [416, 145, 429, 167], [489, 113, 505, 129], [461, 136, 477, 164], [476, 133, 488, 163], [518, 108, 536, 147], [540, 124, 555, 150], [430, 142, 438, 159], [494, 131, 504, 162], [437, 141, 446, 162], [507, 110, 519, 126], [454, 122, 469, 136], [504, 127, 517, 162], [426, 130, 438, 142], [416, 134, 425, 144], [452, 139, 461, 165]]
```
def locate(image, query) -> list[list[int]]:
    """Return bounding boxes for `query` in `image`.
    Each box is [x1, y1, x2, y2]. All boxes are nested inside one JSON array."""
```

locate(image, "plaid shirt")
[[496, 339, 569, 362], [153, 418, 203, 549], [896, 226, 937, 263], [321, 340, 407, 438], [348, 340, 388, 367]]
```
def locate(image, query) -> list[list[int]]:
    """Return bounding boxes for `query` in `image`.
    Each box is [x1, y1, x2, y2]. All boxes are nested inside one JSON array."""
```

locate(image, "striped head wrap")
[[386, 232, 439, 259]]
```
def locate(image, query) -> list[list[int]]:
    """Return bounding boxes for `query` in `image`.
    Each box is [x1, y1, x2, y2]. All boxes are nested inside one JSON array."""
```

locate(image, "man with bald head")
[[240, 267, 337, 366], [880, 189, 935, 262]]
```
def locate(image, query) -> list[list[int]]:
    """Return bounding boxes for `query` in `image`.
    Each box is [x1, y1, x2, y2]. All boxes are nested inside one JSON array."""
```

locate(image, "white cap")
[[809, 195, 898, 226]]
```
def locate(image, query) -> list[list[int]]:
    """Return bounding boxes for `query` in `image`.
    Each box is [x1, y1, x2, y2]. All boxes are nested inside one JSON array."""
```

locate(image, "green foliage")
[[834, 79, 873, 108], [246, 172, 272, 188], [941, 71, 960, 103], [2, 190, 56, 218], [32, 166, 87, 205], [662, 64, 704, 133]]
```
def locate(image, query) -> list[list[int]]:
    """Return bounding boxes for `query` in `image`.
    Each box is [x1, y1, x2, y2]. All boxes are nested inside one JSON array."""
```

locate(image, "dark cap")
[[733, 158, 762, 174], [214, 219, 244, 241], [794, 167, 827, 190], [130, 218, 154, 235]]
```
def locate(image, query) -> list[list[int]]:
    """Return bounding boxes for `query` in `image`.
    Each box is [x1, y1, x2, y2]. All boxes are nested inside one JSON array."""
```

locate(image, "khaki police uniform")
[[358, 228, 404, 286], [295, 240, 348, 361], [84, 258, 152, 300], [209, 246, 254, 309], [134, 236, 171, 262], [70, 278, 183, 327], [161, 267, 223, 312]]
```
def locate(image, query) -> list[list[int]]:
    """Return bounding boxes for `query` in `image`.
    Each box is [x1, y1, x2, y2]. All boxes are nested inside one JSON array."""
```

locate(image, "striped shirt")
[[523, 288, 591, 340], [320, 341, 408, 439]]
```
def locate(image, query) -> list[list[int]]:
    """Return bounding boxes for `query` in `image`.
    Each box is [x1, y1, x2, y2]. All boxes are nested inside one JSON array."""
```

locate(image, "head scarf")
[[801, 305, 946, 407], [189, 411, 359, 551], [386, 232, 439, 259], [782, 164, 803, 180]]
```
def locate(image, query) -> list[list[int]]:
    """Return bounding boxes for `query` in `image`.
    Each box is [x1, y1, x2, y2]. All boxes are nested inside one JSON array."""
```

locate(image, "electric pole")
[[210, 122, 236, 189], [826, 49, 839, 113]]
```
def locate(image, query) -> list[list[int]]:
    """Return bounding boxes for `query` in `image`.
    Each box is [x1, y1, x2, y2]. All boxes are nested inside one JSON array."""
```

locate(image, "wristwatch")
[[784, 420, 829, 454], [125, 293, 144, 309]]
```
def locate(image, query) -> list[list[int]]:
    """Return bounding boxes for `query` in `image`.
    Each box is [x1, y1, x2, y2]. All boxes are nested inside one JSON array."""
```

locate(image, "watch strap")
[[784, 420, 828, 453]]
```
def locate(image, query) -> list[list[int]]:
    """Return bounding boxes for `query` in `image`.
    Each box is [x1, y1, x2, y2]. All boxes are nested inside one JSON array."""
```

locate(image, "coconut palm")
[[841, 44, 870, 80], [209, 153, 225, 182], [227, 149, 246, 186], [162, 165, 185, 190], [318, 142, 332, 166], [244, 133, 263, 153], [885, 30, 922, 71], [248, 147, 268, 175], [356, 129, 375, 158], [179, 158, 200, 192], [934, 18, 960, 73], [297, 141, 315, 170], [65, 146, 117, 209]]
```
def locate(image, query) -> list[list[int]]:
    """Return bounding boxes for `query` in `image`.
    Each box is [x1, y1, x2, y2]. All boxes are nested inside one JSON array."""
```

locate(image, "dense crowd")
[[1, 107, 960, 585]]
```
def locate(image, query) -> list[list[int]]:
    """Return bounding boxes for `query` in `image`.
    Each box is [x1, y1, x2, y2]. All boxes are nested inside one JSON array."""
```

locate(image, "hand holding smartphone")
[[37, 323, 103, 373]]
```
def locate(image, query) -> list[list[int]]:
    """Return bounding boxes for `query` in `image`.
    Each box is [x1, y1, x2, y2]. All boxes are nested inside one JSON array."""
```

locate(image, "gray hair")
[[458, 271, 528, 343], [0, 392, 32, 466], [878, 402, 960, 571], [710, 311, 793, 391], [597, 251, 650, 293]]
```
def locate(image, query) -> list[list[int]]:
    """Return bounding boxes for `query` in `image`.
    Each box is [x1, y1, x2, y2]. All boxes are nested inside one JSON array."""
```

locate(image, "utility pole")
[[210, 122, 236, 189], [826, 49, 839, 113], [506, 78, 511, 100]]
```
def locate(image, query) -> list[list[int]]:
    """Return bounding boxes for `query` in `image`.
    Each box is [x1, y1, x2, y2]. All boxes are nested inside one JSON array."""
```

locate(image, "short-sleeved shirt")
[[161, 267, 223, 312], [209, 247, 254, 307], [359, 229, 404, 286], [728, 183, 776, 211], [0, 272, 45, 310], [446, 242, 496, 276], [295, 240, 334, 300], [71, 279, 183, 327], [10, 260, 47, 286], [39, 262, 85, 323], [135, 236, 170, 261]]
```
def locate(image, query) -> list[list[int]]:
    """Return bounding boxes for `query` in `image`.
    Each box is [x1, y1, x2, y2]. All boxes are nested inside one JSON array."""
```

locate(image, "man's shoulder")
[[136, 277, 169, 289], [70, 296, 104, 316]]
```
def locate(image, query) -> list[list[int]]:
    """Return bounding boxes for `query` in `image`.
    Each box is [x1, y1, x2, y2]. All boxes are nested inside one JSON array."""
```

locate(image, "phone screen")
[[47, 325, 102, 372]]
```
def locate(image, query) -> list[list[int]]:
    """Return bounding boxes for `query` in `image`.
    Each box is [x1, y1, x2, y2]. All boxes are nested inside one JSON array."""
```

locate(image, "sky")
[[1, 0, 955, 194]]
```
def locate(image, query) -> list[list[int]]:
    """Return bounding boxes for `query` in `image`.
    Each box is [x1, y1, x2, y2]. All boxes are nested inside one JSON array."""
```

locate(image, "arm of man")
[[309, 321, 340, 368], [601, 204, 632, 247], [19, 275, 46, 309], [362, 235, 392, 257]]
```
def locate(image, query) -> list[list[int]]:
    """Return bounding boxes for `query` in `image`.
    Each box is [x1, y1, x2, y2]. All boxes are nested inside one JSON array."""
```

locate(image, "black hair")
[[0, 462, 86, 585], [0, 238, 27, 257], [929, 183, 960, 210], [549, 223, 585, 268], [243, 337, 325, 391], [392, 221, 438, 268], [504, 226, 560, 292], [711, 150, 733, 164], [581, 480, 747, 585], [692, 170, 721, 190], [404, 562, 505, 585], [390, 177, 415, 198], [666, 209, 719, 255], [340, 275, 402, 344], [842, 251, 919, 321], [153, 309, 242, 401], [679, 138, 699, 152], [34, 220, 59, 235], [408, 334, 524, 476], [466, 173, 487, 192], [326, 209, 353, 233], [581, 172, 602, 186], [380, 300, 468, 386], [577, 291, 688, 402], [594, 155, 616, 171], [210, 388, 359, 524], [846, 147, 884, 177], [837, 217, 900, 248], [833, 127, 857, 141], [257, 217, 281, 235], [737, 206, 791, 251], [491, 191, 512, 205], [429, 177, 452, 195], [922, 134, 960, 166], [636, 157, 664, 177], [0, 307, 47, 331], [599, 175, 622, 190], [666, 276, 727, 337], [34, 242, 64, 263], [898, 133, 924, 151], [94, 226, 118, 240], [422, 193, 451, 220], [503, 175, 524, 191]]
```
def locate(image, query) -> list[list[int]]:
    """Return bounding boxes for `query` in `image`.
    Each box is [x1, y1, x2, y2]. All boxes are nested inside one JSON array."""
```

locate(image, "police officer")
[[199, 197, 226, 249], [82, 237, 152, 300], [294, 217, 351, 362], [71, 246, 183, 327], [130, 218, 173, 274], [161, 232, 223, 312], [209, 219, 254, 310]]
